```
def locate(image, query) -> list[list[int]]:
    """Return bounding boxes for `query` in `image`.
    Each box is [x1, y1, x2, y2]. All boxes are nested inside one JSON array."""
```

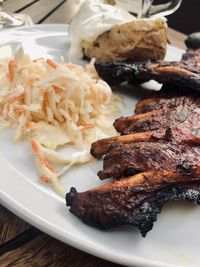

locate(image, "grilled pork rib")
[[115, 101, 200, 135], [134, 84, 200, 114], [98, 142, 200, 180], [66, 49, 200, 236], [68, 92, 200, 236], [66, 176, 200, 237], [134, 95, 198, 114], [91, 88, 200, 158], [95, 60, 200, 89]]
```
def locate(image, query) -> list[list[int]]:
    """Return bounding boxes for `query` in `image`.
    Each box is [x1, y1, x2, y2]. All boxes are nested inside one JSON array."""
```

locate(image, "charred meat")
[[66, 175, 200, 237], [66, 48, 200, 236], [114, 100, 200, 135], [91, 93, 200, 158], [134, 85, 200, 114], [182, 48, 200, 63], [95, 60, 200, 89], [67, 87, 200, 236], [98, 142, 200, 180]]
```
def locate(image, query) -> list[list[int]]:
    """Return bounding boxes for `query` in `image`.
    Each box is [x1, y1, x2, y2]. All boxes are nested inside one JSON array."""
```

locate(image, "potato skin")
[[82, 18, 168, 62], [106, 0, 116, 4]]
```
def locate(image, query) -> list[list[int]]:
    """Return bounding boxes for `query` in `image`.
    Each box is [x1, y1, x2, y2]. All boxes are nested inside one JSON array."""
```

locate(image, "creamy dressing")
[[68, 0, 136, 59], [31, 121, 70, 149]]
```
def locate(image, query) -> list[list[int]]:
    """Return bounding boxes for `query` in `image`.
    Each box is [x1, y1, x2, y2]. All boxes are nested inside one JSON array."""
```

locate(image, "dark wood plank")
[[168, 28, 186, 50], [0, 205, 31, 246], [43, 0, 84, 24], [0, 233, 122, 267], [4, 0, 38, 13], [8, 0, 66, 24]]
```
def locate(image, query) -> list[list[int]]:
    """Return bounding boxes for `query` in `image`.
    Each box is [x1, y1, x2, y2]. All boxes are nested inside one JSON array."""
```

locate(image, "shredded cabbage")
[[0, 48, 122, 196]]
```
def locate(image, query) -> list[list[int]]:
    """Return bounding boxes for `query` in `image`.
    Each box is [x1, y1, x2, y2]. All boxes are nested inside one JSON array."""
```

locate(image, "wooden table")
[[1, 1, 187, 266]]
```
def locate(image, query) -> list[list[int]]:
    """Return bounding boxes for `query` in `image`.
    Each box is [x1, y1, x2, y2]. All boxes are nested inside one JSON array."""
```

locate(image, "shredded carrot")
[[31, 139, 56, 173], [47, 59, 57, 69], [42, 92, 49, 108], [40, 175, 50, 184], [66, 63, 76, 69], [4, 96, 24, 114], [15, 109, 25, 116], [8, 59, 17, 82], [101, 93, 108, 102], [4, 97, 17, 107], [24, 122, 37, 131], [0, 48, 122, 196], [53, 85, 63, 94]]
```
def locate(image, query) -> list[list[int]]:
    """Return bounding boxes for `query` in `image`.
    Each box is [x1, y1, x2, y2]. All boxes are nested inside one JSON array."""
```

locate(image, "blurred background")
[[69, 0, 200, 35], [2, 0, 199, 34], [154, 0, 200, 34]]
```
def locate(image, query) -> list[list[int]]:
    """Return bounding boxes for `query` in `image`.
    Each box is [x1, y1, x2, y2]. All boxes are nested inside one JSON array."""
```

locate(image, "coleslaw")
[[0, 48, 122, 196]]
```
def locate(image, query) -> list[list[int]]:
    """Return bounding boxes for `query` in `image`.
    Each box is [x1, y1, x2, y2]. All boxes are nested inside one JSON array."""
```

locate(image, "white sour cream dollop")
[[68, 0, 136, 59]]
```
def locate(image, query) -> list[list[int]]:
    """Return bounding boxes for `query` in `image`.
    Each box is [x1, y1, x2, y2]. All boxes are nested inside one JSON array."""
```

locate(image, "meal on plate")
[[0, 48, 122, 196], [68, 0, 167, 62], [66, 41, 200, 237]]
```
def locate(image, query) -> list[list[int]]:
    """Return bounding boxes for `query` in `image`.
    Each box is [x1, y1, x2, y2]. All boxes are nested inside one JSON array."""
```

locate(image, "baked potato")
[[82, 18, 168, 62]]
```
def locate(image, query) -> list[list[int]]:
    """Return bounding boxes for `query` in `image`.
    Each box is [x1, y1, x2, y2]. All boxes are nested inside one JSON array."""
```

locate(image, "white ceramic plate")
[[0, 24, 199, 267]]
